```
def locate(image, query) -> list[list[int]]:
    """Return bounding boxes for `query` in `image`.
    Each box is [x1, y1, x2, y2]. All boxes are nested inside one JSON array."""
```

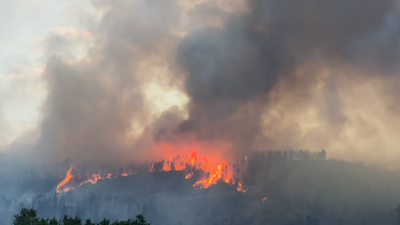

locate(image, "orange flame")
[[224, 175, 230, 183], [237, 182, 246, 193], [163, 162, 172, 171], [185, 172, 193, 179], [190, 151, 198, 166], [201, 156, 209, 170], [56, 167, 74, 193], [194, 161, 228, 188], [55, 147, 244, 193], [149, 149, 236, 189], [86, 174, 101, 184]]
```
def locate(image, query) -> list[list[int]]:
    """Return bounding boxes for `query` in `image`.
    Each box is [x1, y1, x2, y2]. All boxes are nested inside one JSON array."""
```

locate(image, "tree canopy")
[[13, 208, 150, 225]]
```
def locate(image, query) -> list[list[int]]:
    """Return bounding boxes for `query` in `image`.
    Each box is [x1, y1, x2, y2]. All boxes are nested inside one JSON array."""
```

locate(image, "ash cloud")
[[27, 0, 182, 165], [3, 0, 400, 169], [165, 0, 400, 164]]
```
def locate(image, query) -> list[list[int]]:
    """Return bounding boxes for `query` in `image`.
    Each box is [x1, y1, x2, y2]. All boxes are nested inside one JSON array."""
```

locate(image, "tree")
[[38, 219, 49, 225], [135, 215, 150, 225], [98, 218, 110, 225], [14, 208, 151, 225], [13, 208, 40, 225], [84, 219, 95, 225], [62, 215, 82, 225], [109, 215, 150, 225], [317, 150, 327, 160], [49, 218, 59, 225]]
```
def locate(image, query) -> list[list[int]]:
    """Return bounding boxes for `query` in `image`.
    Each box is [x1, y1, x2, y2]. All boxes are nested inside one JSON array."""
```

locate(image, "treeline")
[[13, 208, 150, 225], [265, 149, 327, 162], [0, 193, 159, 225]]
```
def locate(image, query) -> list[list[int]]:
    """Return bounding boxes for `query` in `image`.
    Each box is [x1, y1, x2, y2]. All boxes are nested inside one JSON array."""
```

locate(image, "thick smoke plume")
[[2, 0, 400, 169]]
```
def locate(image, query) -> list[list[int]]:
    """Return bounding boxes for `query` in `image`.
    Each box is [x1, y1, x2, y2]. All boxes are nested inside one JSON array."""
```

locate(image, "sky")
[[1, 0, 400, 170], [0, 0, 90, 146], [0, 0, 182, 145]]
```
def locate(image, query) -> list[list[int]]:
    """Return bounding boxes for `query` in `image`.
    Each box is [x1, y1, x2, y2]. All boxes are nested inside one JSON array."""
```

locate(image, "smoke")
[[3, 0, 400, 169], [164, 0, 400, 168], [20, 0, 184, 165]]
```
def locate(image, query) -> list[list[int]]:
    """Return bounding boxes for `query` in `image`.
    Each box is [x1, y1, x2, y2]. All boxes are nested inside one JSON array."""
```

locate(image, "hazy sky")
[[0, 0, 90, 145]]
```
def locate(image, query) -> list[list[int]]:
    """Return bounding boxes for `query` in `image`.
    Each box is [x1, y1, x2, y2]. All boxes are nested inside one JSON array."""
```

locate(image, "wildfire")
[[55, 148, 246, 193], [185, 172, 193, 179], [190, 151, 197, 166], [83, 173, 101, 185], [237, 182, 246, 193], [193, 161, 228, 189], [149, 149, 235, 189], [56, 167, 74, 193]]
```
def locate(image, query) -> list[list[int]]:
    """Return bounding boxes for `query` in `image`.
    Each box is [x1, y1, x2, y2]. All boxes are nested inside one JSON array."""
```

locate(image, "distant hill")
[[1, 151, 400, 225]]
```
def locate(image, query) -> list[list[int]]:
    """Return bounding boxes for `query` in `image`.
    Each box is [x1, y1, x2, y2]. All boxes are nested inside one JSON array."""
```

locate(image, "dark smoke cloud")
[[161, 0, 400, 158], [3, 0, 400, 169]]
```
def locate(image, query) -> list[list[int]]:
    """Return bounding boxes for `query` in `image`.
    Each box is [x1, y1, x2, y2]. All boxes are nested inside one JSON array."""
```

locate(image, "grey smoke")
[[158, 0, 400, 157], [3, 0, 400, 168]]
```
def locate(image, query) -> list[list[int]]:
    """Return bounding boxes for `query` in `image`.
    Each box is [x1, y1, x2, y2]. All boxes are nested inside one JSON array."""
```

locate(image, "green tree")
[[14, 208, 150, 225], [13, 208, 40, 225], [38, 218, 49, 225], [98, 218, 110, 225], [49, 218, 59, 225], [84, 219, 95, 225], [62, 215, 82, 225], [135, 215, 150, 225]]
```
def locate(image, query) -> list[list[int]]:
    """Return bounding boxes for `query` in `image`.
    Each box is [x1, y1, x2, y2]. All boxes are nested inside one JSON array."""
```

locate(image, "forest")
[[13, 208, 150, 225], [2, 150, 400, 225]]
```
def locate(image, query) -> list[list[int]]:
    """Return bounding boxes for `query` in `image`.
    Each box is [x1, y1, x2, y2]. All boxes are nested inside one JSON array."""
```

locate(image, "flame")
[[55, 147, 245, 193], [150, 149, 234, 189], [237, 182, 245, 192], [85, 173, 101, 184], [174, 157, 186, 171], [163, 162, 171, 171], [56, 167, 74, 193], [193, 161, 227, 189], [185, 172, 193, 179], [224, 175, 230, 183], [201, 156, 209, 170], [190, 151, 198, 166]]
